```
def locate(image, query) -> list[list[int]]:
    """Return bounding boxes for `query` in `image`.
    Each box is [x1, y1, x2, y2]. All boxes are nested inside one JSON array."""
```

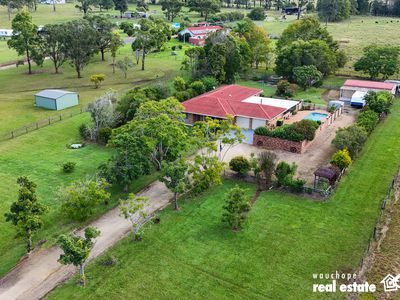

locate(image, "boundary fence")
[[0, 106, 88, 142], [352, 167, 400, 287]]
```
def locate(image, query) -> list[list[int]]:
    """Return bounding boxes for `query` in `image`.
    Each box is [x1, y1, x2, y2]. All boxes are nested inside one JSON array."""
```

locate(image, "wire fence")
[[355, 167, 400, 280], [0, 106, 88, 143]]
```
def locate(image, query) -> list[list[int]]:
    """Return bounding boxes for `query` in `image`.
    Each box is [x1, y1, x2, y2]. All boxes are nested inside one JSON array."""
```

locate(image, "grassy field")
[[0, 38, 189, 136], [48, 99, 400, 299], [0, 113, 159, 277], [238, 80, 327, 104]]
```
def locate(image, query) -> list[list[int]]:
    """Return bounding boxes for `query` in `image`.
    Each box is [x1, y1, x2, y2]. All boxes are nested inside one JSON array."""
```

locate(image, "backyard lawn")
[[0, 113, 158, 277], [48, 100, 400, 299], [238, 80, 327, 105]]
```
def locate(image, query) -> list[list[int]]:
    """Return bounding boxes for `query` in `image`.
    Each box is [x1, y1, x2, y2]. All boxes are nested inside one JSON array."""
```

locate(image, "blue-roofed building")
[[34, 89, 79, 110]]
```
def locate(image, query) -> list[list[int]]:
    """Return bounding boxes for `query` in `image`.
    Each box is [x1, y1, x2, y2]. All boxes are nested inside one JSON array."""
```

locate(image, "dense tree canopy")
[[275, 40, 338, 79], [354, 45, 400, 79], [61, 19, 98, 78], [8, 11, 43, 74], [317, 0, 351, 22], [188, 0, 220, 20]]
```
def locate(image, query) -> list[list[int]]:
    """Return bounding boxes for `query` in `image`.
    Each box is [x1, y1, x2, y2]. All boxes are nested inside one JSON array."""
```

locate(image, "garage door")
[[252, 119, 266, 129], [236, 117, 250, 129]]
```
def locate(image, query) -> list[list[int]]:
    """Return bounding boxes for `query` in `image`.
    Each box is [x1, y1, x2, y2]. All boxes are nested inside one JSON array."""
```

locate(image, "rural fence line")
[[355, 167, 400, 281], [0, 106, 88, 143]]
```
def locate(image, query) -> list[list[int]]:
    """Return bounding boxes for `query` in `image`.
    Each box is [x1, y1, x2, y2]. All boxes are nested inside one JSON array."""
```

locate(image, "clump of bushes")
[[274, 161, 297, 187], [356, 109, 379, 134], [254, 120, 319, 142], [276, 80, 298, 97], [330, 149, 352, 170], [90, 74, 105, 89], [229, 156, 251, 177], [332, 125, 367, 158], [364, 91, 393, 115], [172, 76, 218, 101], [207, 11, 244, 23], [247, 7, 266, 20], [62, 162, 76, 173], [288, 178, 306, 193], [98, 255, 118, 267]]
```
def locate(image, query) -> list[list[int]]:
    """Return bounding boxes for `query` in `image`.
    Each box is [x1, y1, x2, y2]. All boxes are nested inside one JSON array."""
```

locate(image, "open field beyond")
[[47, 100, 400, 299], [0, 39, 187, 136]]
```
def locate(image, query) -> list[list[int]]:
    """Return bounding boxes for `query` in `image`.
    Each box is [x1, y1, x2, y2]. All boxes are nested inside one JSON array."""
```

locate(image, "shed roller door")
[[252, 119, 266, 129], [236, 117, 250, 129]]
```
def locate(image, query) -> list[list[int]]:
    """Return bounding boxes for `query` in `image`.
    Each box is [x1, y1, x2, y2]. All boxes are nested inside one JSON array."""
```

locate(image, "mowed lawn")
[[48, 100, 400, 299], [0, 39, 188, 136], [0, 114, 111, 277]]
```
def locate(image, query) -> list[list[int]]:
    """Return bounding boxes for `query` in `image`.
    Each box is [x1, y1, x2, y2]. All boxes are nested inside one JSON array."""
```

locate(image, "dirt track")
[[0, 181, 172, 300]]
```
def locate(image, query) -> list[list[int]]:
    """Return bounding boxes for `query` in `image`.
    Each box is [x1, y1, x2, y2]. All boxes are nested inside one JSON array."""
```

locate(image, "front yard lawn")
[[48, 99, 400, 299]]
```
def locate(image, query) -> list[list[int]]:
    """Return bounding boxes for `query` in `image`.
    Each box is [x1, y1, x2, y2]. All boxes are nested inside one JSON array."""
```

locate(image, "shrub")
[[364, 91, 393, 114], [98, 255, 118, 267], [332, 125, 368, 158], [189, 80, 206, 95], [274, 161, 297, 187], [254, 120, 318, 142], [175, 90, 193, 102], [248, 7, 266, 20], [171, 45, 176, 51], [62, 162, 76, 173], [254, 126, 269, 136], [98, 127, 112, 144], [178, 45, 183, 50], [288, 178, 306, 193], [222, 185, 250, 230], [200, 76, 218, 91], [356, 109, 379, 134], [276, 80, 298, 97], [60, 177, 111, 221], [173, 76, 187, 92], [79, 123, 89, 140], [229, 156, 251, 177], [90, 74, 105, 89], [330, 149, 352, 170]]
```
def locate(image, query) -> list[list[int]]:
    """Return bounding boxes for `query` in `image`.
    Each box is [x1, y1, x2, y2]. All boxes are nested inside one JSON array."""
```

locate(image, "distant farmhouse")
[[35, 90, 79, 110], [182, 85, 300, 129], [179, 22, 223, 46]]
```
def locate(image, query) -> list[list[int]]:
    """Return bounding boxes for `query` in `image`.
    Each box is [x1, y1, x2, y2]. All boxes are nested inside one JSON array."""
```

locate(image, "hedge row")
[[254, 119, 320, 142]]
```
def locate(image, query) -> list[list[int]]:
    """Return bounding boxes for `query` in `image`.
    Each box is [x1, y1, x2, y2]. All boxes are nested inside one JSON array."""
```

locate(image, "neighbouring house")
[[339, 79, 396, 102], [178, 25, 223, 46], [35, 89, 79, 110], [182, 84, 300, 129]]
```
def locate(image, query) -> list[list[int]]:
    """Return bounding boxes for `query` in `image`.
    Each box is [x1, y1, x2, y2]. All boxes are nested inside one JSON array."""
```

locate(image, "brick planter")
[[253, 135, 313, 154]]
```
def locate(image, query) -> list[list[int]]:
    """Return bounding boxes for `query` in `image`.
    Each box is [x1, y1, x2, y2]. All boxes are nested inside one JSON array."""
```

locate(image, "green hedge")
[[254, 120, 319, 142]]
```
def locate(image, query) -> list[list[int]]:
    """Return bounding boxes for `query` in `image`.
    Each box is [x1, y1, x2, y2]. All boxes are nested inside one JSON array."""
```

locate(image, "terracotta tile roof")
[[186, 26, 223, 35], [343, 80, 396, 90], [182, 84, 287, 120]]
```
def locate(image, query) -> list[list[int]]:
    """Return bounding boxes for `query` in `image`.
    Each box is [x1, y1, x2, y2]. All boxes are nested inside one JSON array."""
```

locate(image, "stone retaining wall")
[[253, 135, 312, 154]]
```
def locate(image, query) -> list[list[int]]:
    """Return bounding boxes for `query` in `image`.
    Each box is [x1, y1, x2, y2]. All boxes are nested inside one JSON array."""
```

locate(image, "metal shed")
[[35, 89, 79, 110]]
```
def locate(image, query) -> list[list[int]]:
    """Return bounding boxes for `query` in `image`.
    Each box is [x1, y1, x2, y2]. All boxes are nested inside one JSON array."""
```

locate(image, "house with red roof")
[[182, 85, 301, 130], [179, 25, 223, 46], [340, 79, 396, 102]]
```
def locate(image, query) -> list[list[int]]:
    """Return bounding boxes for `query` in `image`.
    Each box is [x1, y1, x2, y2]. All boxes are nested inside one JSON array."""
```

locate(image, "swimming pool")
[[304, 112, 329, 122]]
